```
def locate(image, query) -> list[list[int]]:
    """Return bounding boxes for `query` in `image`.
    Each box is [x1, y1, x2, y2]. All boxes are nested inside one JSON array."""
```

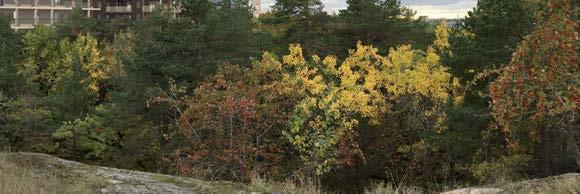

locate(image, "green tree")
[[40, 34, 108, 120], [449, 0, 538, 85], [339, 0, 428, 51], [133, 10, 208, 86], [1, 26, 61, 154], [271, 0, 334, 55], [0, 95, 56, 152], [0, 14, 22, 95], [20, 26, 61, 95], [180, 0, 213, 24], [56, 6, 104, 39], [52, 103, 160, 170], [436, 0, 540, 177], [205, 0, 259, 65]]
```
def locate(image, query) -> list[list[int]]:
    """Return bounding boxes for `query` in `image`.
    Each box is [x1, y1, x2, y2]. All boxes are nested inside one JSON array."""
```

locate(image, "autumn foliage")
[[489, 0, 579, 174], [156, 23, 459, 180], [1, 0, 578, 192]]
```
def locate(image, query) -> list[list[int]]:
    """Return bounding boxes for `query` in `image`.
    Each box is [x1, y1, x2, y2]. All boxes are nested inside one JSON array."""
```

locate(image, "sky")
[[260, 0, 477, 19]]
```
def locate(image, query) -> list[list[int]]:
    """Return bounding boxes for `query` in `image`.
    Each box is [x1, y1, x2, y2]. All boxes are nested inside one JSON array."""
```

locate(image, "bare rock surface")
[[443, 173, 580, 194], [442, 188, 504, 194], [2, 152, 578, 194], [0, 152, 247, 194]]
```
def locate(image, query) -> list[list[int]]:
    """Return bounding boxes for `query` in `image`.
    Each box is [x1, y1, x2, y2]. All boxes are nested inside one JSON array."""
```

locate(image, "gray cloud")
[[401, 0, 475, 6], [259, 0, 477, 18]]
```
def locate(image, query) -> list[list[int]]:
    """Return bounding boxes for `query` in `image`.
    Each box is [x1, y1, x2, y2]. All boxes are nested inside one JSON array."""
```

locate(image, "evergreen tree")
[[437, 0, 540, 174], [0, 14, 22, 95], [272, 0, 333, 55], [56, 6, 104, 39], [339, 0, 422, 51], [206, 0, 259, 66], [449, 0, 538, 85]]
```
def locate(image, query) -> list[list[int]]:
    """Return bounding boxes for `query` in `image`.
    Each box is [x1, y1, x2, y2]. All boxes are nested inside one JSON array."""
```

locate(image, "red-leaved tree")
[[490, 0, 579, 175]]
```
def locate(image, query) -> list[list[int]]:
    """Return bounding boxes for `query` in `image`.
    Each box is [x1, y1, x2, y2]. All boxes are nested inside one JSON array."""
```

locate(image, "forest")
[[0, 0, 578, 193]]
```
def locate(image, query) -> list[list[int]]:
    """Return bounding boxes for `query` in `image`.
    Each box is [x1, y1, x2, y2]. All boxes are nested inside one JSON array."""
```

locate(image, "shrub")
[[471, 154, 534, 184]]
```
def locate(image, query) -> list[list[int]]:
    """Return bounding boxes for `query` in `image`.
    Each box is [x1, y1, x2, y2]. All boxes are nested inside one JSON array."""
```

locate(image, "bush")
[[471, 154, 534, 184]]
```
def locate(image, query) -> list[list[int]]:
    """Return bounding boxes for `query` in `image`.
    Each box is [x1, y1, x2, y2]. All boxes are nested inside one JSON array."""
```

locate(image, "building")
[[0, 0, 101, 30], [426, 18, 462, 28], [0, 0, 260, 30], [0, 0, 177, 30]]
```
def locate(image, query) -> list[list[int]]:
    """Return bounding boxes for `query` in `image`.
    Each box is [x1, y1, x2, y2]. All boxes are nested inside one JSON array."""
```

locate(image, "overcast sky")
[[260, 0, 477, 19]]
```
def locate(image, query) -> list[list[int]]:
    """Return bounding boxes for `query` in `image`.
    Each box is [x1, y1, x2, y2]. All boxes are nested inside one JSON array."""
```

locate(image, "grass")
[[500, 174, 580, 194], [0, 154, 93, 194], [153, 173, 324, 193], [363, 182, 425, 194], [1, 152, 577, 194], [248, 175, 323, 194]]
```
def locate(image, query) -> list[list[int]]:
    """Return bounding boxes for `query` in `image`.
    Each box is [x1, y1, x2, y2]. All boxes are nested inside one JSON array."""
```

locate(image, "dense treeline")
[[0, 0, 577, 192]]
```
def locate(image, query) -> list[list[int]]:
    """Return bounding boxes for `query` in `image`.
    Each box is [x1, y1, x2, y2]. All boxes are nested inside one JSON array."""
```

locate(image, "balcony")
[[0, 0, 100, 9], [142, 5, 154, 12], [54, 1, 100, 9], [106, 5, 131, 13], [1, 0, 17, 6]]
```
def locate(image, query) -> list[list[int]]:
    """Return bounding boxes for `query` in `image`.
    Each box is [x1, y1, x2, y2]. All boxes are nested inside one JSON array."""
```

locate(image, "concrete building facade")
[[0, 0, 102, 30], [0, 0, 260, 30]]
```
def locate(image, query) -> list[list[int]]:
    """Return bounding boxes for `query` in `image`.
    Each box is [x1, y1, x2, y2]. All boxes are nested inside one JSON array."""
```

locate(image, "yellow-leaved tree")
[[278, 32, 457, 174], [44, 34, 109, 118], [157, 24, 460, 180]]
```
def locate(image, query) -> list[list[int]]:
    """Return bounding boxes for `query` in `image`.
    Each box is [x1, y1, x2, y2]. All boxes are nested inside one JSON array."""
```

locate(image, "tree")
[[454, 0, 537, 84], [279, 38, 456, 175], [1, 25, 61, 154], [21, 26, 61, 95], [490, 0, 579, 175], [205, 0, 259, 66], [339, 0, 425, 51], [154, 60, 298, 181], [180, 0, 213, 24], [56, 6, 104, 39], [464, 0, 536, 62], [49, 30, 160, 170], [0, 95, 56, 152], [38, 34, 108, 120], [0, 14, 23, 95], [132, 10, 208, 87], [436, 1, 540, 176], [271, 0, 333, 55], [52, 103, 160, 170]]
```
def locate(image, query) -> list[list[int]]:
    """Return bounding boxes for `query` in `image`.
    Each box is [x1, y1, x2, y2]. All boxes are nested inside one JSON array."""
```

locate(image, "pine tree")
[[0, 14, 22, 95]]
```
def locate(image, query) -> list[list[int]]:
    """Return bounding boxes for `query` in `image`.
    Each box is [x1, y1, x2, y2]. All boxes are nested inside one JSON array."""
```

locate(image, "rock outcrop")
[[443, 173, 580, 194], [1, 152, 578, 194], [0, 152, 247, 194]]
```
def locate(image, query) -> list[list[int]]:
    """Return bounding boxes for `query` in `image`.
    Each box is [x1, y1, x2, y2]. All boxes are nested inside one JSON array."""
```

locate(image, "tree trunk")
[[540, 128, 553, 176], [565, 116, 580, 170]]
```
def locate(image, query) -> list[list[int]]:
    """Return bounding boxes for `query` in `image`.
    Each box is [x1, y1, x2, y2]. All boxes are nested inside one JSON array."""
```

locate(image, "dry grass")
[[501, 173, 580, 194], [248, 175, 323, 194], [0, 154, 92, 194], [364, 182, 426, 194]]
